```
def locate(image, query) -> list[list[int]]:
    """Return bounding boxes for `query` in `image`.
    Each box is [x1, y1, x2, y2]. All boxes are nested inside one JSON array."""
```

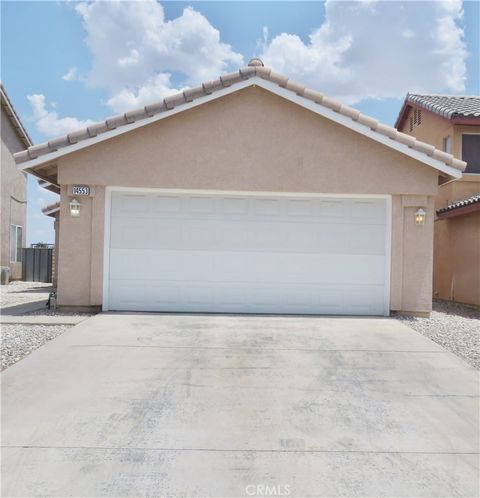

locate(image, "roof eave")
[[0, 84, 33, 148], [437, 202, 480, 219], [394, 98, 410, 130], [41, 201, 60, 218], [450, 117, 480, 125], [16, 77, 464, 181]]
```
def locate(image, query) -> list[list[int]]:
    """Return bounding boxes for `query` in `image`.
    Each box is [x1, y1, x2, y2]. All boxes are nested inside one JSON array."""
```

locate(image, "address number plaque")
[[72, 185, 90, 196]]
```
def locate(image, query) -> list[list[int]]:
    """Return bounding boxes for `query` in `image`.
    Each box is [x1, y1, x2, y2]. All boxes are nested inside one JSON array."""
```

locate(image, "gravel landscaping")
[[1, 324, 71, 371], [397, 300, 480, 369], [1, 282, 90, 370], [1, 281, 52, 308]]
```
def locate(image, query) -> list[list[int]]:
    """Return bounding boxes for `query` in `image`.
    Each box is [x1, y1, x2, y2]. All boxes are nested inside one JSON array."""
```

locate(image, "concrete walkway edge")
[[1, 315, 89, 325]]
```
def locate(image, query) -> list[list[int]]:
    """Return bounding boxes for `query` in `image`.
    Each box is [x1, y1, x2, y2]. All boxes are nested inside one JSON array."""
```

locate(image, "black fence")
[[22, 248, 53, 283]]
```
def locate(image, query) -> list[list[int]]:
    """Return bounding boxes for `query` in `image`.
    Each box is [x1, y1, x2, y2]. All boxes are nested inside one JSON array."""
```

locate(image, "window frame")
[[10, 224, 23, 263], [442, 136, 452, 154], [460, 133, 480, 175]]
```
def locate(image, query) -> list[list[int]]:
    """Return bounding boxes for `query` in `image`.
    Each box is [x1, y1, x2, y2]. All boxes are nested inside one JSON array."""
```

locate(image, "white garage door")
[[106, 191, 390, 315]]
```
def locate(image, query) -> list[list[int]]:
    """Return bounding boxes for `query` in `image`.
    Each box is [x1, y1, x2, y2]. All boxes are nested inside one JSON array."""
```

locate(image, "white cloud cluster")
[[75, 0, 243, 112], [261, 0, 467, 103], [27, 94, 94, 138], [27, 0, 468, 139]]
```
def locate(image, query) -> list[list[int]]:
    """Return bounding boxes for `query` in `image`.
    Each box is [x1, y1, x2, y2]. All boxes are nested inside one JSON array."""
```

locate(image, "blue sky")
[[1, 0, 479, 244]]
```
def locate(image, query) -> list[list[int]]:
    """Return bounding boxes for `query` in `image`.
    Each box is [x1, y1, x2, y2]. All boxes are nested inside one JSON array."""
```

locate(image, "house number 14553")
[[72, 185, 90, 196]]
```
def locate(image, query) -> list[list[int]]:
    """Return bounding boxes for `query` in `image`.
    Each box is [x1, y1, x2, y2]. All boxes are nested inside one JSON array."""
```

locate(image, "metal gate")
[[22, 248, 53, 283]]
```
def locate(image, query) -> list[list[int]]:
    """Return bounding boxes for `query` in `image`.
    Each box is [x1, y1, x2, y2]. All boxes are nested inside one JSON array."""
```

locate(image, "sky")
[[1, 0, 479, 245]]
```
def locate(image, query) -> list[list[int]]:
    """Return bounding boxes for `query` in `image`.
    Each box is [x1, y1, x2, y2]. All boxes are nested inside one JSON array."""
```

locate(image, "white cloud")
[[75, 0, 243, 112], [27, 94, 95, 138], [62, 67, 78, 81], [261, 0, 467, 103], [255, 26, 269, 55], [105, 73, 179, 112]]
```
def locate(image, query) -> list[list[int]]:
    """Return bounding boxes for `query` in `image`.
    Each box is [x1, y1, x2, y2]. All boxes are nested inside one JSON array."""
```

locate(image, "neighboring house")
[[395, 94, 480, 306], [14, 59, 466, 315], [1, 83, 32, 280]]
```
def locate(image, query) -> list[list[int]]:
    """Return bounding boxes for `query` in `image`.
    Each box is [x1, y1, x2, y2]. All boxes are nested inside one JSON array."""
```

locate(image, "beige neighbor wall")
[[400, 106, 454, 152], [433, 176, 480, 306], [1, 108, 27, 280], [400, 105, 480, 166], [400, 107, 480, 306], [56, 86, 439, 313], [433, 212, 480, 306]]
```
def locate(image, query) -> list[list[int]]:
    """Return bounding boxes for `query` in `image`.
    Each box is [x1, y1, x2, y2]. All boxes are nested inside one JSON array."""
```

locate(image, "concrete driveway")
[[1, 314, 478, 497]]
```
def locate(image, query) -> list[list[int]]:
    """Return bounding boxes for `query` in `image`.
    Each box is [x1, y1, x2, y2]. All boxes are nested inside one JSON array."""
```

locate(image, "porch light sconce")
[[69, 198, 81, 217], [415, 208, 426, 226]]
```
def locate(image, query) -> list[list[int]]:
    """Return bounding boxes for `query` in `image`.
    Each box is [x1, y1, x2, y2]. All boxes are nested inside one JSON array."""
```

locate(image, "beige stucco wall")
[[56, 86, 439, 313], [433, 175, 480, 306], [435, 175, 480, 210], [400, 106, 480, 307], [433, 211, 480, 306], [400, 106, 454, 152], [1, 108, 27, 279], [399, 106, 480, 167]]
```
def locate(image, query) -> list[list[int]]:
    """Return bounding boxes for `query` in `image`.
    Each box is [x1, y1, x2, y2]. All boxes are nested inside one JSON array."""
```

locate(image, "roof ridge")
[[407, 93, 480, 99], [14, 66, 466, 174]]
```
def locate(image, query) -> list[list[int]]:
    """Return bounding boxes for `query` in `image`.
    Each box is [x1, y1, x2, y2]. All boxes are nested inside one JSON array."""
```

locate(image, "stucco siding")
[[55, 87, 438, 312], [400, 106, 454, 152], [400, 105, 480, 164], [399, 105, 480, 307], [433, 212, 480, 306], [58, 87, 438, 195], [1, 108, 27, 279]]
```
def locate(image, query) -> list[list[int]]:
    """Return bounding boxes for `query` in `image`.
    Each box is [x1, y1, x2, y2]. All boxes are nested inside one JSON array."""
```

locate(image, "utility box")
[[0, 266, 10, 285]]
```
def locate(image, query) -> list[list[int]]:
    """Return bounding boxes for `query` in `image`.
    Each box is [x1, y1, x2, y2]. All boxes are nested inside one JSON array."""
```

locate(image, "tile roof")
[[406, 94, 480, 119], [13, 60, 466, 176], [437, 193, 480, 215], [1, 82, 33, 148]]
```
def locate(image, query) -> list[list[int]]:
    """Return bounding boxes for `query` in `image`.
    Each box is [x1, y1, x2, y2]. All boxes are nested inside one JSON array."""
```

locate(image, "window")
[[10, 225, 23, 262], [409, 116, 413, 132], [462, 134, 480, 174], [443, 136, 452, 154]]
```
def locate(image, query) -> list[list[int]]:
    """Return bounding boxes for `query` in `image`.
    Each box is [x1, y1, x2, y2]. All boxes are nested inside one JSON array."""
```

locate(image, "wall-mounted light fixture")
[[415, 208, 426, 226], [69, 198, 81, 217]]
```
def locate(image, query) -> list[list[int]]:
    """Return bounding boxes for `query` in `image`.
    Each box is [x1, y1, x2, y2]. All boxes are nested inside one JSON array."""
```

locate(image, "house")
[[395, 94, 480, 306], [14, 59, 466, 315], [1, 83, 32, 281]]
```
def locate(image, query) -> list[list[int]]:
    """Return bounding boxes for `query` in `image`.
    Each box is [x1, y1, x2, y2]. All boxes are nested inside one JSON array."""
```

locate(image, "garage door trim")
[[102, 187, 392, 315]]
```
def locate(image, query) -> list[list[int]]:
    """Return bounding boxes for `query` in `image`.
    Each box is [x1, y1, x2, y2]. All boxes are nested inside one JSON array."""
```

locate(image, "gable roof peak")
[[14, 66, 466, 180]]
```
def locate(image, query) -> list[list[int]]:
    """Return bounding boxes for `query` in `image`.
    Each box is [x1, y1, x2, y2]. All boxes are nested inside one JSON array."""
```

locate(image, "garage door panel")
[[107, 192, 389, 315], [110, 250, 385, 287], [110, 220, 385, 255], [351, 199, 386, 223], [108, 280, 384, 315], [112, 193, 149, 214]]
